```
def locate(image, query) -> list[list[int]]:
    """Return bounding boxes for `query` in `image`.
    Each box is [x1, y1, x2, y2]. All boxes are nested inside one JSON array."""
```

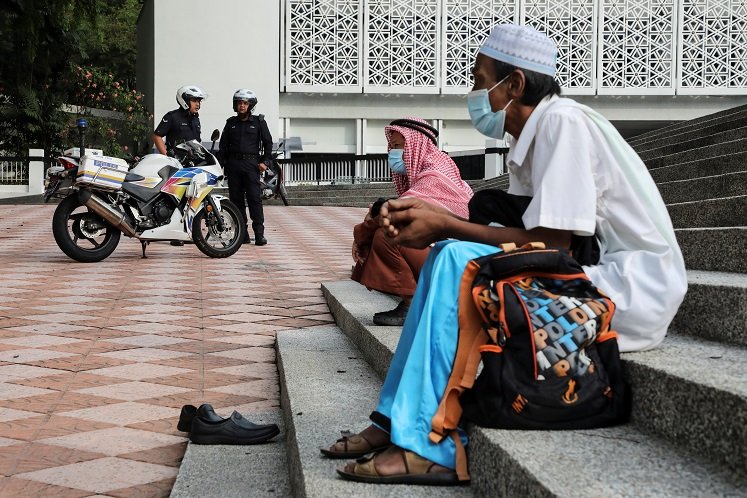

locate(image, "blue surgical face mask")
[[388, 148, 406, 175], [467, 74, 513, 138]]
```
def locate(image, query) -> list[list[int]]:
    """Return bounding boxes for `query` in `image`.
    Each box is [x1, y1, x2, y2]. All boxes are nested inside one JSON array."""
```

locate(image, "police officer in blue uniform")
[[219, 89, 273, 246], [153, 85, 207, 156], [152, 85, 208, 246]]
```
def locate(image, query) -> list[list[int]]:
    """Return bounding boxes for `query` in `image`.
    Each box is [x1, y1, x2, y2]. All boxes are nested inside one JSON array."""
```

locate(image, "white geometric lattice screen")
[[285, 0, 747, 94], [366, 0, 440, 92], [286, 0, 361, 91], [522, 0, 597, 93], [679, 0, 747, 94], [442, 1, 518, 93], [599, 0, 676, 94]]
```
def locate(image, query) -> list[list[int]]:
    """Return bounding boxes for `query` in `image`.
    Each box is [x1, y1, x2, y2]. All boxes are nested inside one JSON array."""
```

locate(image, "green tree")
[[0, 0, 145, 157], [79, 0, 140, 88], [67, 65, 152, 158]]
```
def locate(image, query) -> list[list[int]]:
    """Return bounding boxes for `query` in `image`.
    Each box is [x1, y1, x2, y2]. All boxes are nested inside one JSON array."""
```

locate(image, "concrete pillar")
[[356, 118, 366, 180], [484, 139, 502, 179], [28, 148, 45, 195]]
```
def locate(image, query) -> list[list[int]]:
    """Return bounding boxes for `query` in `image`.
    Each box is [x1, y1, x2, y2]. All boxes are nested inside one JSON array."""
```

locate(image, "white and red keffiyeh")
[[384, 117, 473, 218]]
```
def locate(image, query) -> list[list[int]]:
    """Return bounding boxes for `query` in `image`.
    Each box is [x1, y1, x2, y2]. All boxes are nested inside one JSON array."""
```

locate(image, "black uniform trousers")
[[468, 189, 600, 266], [226, 159, 264, 238]]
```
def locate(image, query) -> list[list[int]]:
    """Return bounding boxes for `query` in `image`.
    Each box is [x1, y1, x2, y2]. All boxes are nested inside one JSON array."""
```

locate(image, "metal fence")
[[279, 151, 489, 185], [0, 156, 31, 185], [279, 153, 389, 185]]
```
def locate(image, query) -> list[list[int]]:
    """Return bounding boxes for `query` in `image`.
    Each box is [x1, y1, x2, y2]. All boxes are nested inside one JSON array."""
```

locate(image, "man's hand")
[[379, 198, 451, 249], [258, 162, 268, 173]]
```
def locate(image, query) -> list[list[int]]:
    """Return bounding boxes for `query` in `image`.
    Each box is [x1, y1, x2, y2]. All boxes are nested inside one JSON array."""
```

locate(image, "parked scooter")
[[48, 121, 245, 262], [260, 142, 289, 206], [44, 121, 104, 202]]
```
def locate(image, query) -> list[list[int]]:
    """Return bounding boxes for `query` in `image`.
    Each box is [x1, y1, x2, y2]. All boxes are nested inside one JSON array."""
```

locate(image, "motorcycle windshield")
[[173, 140, 217, 167]]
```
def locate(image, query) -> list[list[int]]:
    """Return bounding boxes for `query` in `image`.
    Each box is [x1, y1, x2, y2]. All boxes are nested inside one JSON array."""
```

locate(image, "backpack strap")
[[428, 258, 488, 481], [428, 242, 548, 481]]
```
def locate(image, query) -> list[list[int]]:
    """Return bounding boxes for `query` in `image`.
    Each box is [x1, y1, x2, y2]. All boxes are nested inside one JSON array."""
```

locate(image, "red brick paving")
[[0, 204, 364, 496]]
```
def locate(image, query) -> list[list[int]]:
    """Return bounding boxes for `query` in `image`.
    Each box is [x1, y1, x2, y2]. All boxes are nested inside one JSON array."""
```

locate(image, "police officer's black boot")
[[255, 231, 267, 246], [243, 226, 252, 244]]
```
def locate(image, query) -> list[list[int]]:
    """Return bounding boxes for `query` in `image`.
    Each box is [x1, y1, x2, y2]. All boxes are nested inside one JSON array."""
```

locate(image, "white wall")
[[287, 119, 357, 154], [137, 1, 747, 156], [139, 0, 280, 142], [440, 120, 487, 153]]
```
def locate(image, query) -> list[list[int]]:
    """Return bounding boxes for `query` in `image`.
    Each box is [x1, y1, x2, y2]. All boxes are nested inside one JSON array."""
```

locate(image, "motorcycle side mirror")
[[210, 129, 220, 153]]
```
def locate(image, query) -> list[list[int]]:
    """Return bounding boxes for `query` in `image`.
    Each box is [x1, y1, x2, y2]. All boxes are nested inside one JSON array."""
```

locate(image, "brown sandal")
[[320, 430, 390, 459], [336, 446, 462, 485]]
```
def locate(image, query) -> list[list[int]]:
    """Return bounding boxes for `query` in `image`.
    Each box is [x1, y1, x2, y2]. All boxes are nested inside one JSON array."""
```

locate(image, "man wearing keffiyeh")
[[350, 117, 473, 326]]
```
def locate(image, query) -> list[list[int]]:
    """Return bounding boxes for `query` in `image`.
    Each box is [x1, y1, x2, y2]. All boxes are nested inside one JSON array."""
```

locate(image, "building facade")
[[138, 0, 747, 158]]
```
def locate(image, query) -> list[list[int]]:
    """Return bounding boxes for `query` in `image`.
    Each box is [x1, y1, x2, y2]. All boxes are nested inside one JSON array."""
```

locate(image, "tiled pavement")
[[0, 204, 365, 497]]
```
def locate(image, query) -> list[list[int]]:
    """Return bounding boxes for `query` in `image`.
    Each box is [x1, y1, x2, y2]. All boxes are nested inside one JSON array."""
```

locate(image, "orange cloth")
[[352, 223, 429, 297]]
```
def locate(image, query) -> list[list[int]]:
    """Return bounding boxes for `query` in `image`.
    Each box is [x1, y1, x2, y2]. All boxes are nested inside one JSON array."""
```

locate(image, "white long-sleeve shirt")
[[505, 95, 687, 352]]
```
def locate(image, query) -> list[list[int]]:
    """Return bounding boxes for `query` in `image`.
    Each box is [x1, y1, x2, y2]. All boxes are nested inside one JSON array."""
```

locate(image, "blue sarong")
[[374, 240, 500, 469]]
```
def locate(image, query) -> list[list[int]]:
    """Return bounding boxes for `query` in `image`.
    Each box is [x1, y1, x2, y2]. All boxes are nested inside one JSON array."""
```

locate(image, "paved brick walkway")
[[0, 204, 364, 497]]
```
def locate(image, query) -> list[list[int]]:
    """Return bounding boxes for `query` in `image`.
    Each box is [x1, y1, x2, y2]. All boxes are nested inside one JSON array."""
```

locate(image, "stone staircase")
[[271, 175, 510, 208], [275, 105, 747, 497]]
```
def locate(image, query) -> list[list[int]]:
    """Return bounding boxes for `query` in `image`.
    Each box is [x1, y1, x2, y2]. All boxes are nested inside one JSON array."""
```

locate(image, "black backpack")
[[429, 243, 630, 481]]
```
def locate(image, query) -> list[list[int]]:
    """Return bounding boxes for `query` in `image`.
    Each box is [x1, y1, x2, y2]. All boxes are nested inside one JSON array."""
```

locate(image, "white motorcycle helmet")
[[176, 85, 208, 110], [233, 88, 257, 112]]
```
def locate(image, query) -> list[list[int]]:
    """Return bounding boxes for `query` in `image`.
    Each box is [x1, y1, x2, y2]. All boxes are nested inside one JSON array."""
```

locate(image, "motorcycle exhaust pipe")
[[78, 190, 137, 238]]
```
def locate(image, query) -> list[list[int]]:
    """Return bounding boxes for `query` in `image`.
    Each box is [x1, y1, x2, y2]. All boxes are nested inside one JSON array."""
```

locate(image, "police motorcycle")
[[50, 121, 245, 262]]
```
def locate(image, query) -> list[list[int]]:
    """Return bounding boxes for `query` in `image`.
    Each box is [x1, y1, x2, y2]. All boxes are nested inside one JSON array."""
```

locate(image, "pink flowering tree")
[[67, 65, 152, 158]]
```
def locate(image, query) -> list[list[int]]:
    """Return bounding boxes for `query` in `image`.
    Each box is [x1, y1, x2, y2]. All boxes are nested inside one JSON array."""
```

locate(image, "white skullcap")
[[478, 24, 557, 77]]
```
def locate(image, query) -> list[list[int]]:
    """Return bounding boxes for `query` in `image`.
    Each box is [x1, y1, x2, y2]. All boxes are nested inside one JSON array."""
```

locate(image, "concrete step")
[[284, 183, 395, 193], [471, 174, 509, 192], [276, 325, 473, 497], [320, 280, 746, 496], [637, 127, 747, 162], [643, 138, 747, 170], [170, 409, 290, 497], [667, 195, 747, 228], [676, 227, 747, 274], [622, 333, 747, 476], [285, 190, 397, 201], [631, 111, 747, 154], [629, 104, 747, 145], [657, 171, 747, 204], [0, 193, 50, 205], [281, 199, 375, 208], [647, 151, 747, 183], [467, 424, 742, 497], [671, 270, 747, 347]]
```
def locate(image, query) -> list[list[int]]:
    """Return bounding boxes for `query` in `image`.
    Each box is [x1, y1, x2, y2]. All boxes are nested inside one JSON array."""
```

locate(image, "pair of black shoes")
[[178, 404, 280, 445]]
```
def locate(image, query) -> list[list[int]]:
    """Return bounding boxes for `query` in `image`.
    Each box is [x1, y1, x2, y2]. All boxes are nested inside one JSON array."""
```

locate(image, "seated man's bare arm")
[[380, 198, 571, 250]]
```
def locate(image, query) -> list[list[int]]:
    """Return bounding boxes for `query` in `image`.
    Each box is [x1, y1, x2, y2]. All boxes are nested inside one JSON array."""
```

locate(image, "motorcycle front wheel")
[[192, 199, 245, 258], [52, 193, 121, 262]]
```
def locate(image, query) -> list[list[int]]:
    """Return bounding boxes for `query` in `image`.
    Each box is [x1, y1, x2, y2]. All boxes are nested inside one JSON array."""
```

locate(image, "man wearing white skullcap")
[[332, 24, 687, 485]]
